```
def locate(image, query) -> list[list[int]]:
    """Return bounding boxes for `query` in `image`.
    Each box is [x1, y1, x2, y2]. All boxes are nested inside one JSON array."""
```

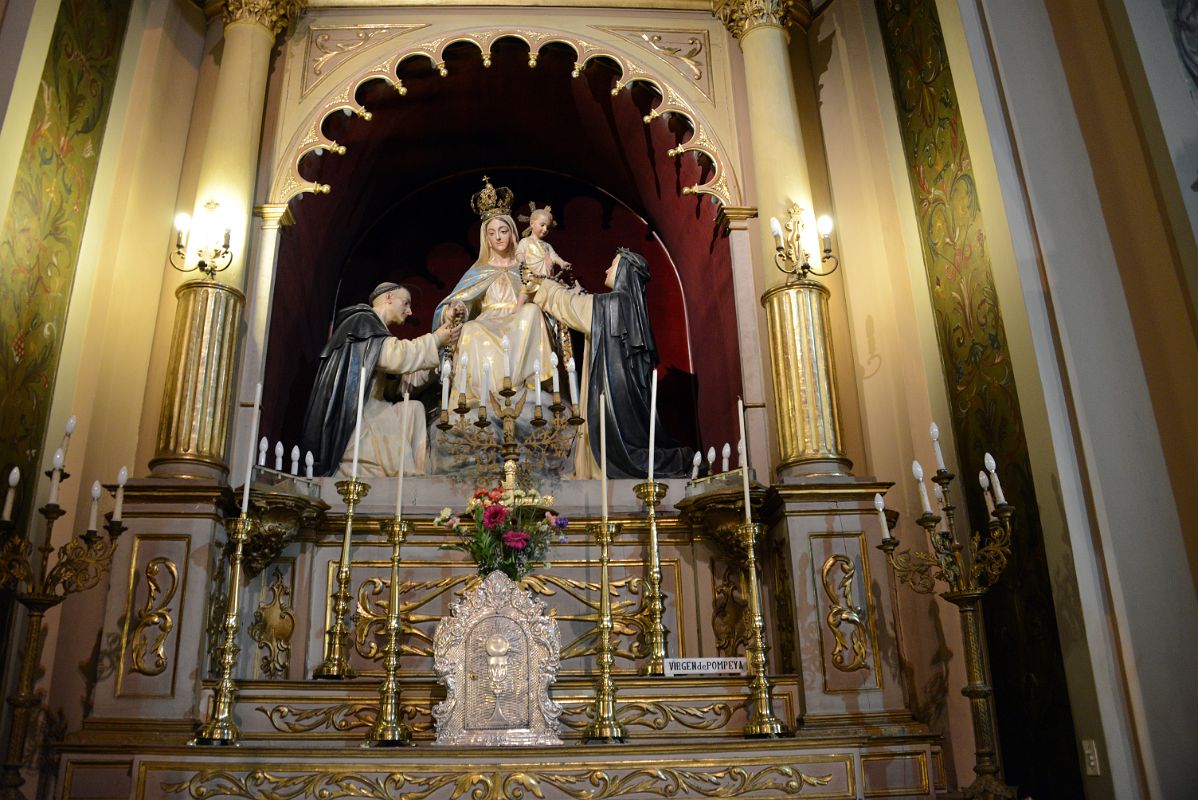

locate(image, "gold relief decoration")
[[711, 560, 748, 657], [270, 26, 740, 207], [255, 701, 433, 735], [164, 764, 833, 800], [560, 699, 735, 732], [221, 0, 306, 36], [245, 488, 327, 578], [354, 574, 478, 662], [303, 24, 426, 97], [820, 555, 868, 673], [596, 27, 713, 100], [129, 557, 179, 677], [713, 0, 811, 40], [249, 567, 294, 678], [525, 572, 651, 666]]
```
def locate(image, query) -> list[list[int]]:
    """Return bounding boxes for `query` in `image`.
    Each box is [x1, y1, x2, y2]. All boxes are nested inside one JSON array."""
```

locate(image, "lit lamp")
[[169, 200, 233, 278], [767, 204, 839, 281]]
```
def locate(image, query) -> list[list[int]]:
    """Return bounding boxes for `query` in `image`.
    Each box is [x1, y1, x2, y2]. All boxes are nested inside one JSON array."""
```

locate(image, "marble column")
[[151, 1, 305, 477], [714, 0, 851, 477]]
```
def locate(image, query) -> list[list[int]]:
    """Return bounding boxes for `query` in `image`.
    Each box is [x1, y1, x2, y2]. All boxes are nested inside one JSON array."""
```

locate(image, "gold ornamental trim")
[[129, 558, 179, 677], [713, 0, 812, 40], [221, 0, 307, 36], [819, 555, 868, 673]]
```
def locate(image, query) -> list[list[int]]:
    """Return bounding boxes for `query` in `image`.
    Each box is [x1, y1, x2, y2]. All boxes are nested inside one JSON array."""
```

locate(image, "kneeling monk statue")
[[302, 282, 461, 477]]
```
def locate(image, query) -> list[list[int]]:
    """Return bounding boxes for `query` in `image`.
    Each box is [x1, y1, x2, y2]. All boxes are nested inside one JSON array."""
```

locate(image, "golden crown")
[[470, 176, 514, 221]]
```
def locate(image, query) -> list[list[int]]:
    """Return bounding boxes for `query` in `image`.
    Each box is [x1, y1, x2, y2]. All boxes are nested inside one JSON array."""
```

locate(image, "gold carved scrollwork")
[[164, 764, 833, 800], [249, 568, 294, 678], [560, 700, 735, 732], [820, 554, 869, 672], [221, 0, 307, 36], [711, 560, 748, 657], [255, 701, 433, 735], [713, 0, 811, 40], [522, 573, 652, 665], [130, 557, 178, 676]]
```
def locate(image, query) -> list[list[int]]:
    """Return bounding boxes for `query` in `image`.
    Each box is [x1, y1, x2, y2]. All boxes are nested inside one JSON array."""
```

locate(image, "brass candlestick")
[[737, 522, 787, 738], [315, 478, 369, 679], [632, 480, 669, 676], [0, 503, 124, 795], [367, 518, 412, 746], [583, 521, 625, 743], [195, 514, 252, 745], [878, 469, 1017, 800]]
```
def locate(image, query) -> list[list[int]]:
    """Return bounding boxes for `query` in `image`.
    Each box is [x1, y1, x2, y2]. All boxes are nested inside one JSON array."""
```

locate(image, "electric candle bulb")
[[929, 422, 946, 471], [88, 480, 101, 531], [305, 451, 314, 479], [979, 470, 996, 515], [258, 437, 268, 467], [983, 452, 1006, 505], [441, 359, 452, 412], [691, 451, 701, 480], [501, 335, 512, 379], [912, 460, 932, 515], [533, 359, 542, 408], [707, 446, 716, 471], [817, 215, 833, 251], [61, 415, 77, 460], [873, 493, 891, 540], [933, 482, 944, 509], [114, 466, 127, 522], [274, 441, 284, 471], [48, 449, 64, 506], [721, 443, 731, 473], [550, 352, 560, 394], [457, 353, 469, 397], [290, 446, 300, 475], [566, 357, 579, 408], [481, 361, 491, 415], [2, 467, 18, 522], [769, 216, 784, 249]]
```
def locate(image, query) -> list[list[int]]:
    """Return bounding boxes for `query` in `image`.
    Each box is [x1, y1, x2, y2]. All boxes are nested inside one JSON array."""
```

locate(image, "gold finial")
[[470, 176, 515, 221]]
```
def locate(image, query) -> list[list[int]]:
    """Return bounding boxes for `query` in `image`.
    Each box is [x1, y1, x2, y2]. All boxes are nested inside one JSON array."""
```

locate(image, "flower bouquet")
[[435, 486, 568, 581]]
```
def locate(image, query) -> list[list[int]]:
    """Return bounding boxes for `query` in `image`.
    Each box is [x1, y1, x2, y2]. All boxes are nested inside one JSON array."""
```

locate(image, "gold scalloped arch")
[[268, 26, 742, 207]]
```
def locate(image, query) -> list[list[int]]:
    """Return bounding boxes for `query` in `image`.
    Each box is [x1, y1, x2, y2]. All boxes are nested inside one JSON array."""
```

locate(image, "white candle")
[[114, 466, 127, 522], [721, 443, 730, 473], [707, 446, 716, 472], [258, 437, 268, 467], [647, 370, 658, 482], [481, 361, 491, 415], [241, 383, 263, 515], [599, 392, 608, 523], [87, 481, 101, 531], [873, 493, 891, 540], [566, 357, 579, 408], [550, 352, 560, 394], [930, 422, 946, 471], [769, 216, 784, 249], [274, 441, 284, 471], [441, 359, 452, 411], [533, 359, 542, 408], [933, 482, 945, 511], [457, 353, 469, 398], [983, 453, 1006, 505], [305, 451, 314, 479], [2, 467, 17, 521], [978, 470, 996, 515], [48, 449, 64, 506], [738, 398, 751, 524], [350, 366, 366, 480], [690, 452, 701, 480], [912, 460, 932, 515], [502, 335, 512, 379], [290, 446, 300, 475], [396, 391, 409, 520], [61, 415, 77, 460]]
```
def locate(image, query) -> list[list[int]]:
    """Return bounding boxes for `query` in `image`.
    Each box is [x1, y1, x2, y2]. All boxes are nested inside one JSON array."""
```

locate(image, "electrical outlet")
[[1082, 738, 1101, 776]]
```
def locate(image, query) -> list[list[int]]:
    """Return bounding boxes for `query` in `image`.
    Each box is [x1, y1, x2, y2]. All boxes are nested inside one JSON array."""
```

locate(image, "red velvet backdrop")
[[262, 39, 741, 457]]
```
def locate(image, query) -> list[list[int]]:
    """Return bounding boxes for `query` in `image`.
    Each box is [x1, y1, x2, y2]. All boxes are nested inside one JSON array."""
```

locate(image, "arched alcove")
[[262, 37, 741, 455]]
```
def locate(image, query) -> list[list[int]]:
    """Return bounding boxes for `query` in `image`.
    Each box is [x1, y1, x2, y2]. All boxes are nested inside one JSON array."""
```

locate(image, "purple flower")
[[502, 530, 530, 550], [554, 516, 569, 529], [483, 505, 509, 528]]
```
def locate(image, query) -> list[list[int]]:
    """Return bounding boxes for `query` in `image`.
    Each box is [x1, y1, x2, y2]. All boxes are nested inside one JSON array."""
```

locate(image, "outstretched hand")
[[434, 322, 462, 348]]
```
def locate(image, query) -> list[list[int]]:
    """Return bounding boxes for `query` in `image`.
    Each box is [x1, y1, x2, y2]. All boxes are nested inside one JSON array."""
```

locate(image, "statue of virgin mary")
[[433, 178, 554, 403]]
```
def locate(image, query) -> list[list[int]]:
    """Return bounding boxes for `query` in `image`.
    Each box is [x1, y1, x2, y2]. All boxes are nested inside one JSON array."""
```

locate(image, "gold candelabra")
[[367, 517, 413, 746], [315, 479, 369, 679], [632, 481, 669, 676], [0, 492, 125, 796], [736, 522, 788, 738], [583, 521, 626, 743], [195, 514, 253, 745], [438, 380, 582, 490], [878, 468, 1017, 800], [769, 203, 838, 282]]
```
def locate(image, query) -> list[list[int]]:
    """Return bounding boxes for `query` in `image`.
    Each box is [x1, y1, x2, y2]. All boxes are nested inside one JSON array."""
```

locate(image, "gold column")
[[150, 281, 245, 477], [151, 1, 304, 477], [761, 280, 850, 474]]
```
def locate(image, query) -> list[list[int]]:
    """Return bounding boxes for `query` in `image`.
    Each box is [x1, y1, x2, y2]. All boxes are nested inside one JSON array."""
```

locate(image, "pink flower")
[[483, 505, 509, 528], [488, 488, 505, 502], [502, 530, 530, 550]]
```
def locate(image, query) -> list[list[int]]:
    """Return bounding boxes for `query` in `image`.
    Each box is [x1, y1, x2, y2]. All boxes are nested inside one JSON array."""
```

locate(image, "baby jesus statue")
[[516, 204, 571, 281]]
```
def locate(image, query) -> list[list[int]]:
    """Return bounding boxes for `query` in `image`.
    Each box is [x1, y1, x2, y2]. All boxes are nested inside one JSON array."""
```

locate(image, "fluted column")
[[152, 1, 305, 477], [716, 0, 851, 477]]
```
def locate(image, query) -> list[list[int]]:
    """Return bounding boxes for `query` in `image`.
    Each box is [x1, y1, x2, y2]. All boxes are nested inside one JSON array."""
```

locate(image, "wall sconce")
[[769, 204, 840, 281], [169, 200, 233, 278]]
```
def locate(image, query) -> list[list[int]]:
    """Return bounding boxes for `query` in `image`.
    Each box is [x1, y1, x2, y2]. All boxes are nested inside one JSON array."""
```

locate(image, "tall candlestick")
[[2, 467, 17, 521], [114, 466, 128, 522], [87, 481, 101, 531], [930, 422, 947, 471], [600, 393, 608, 523], [241, 383, 263, 515], [502, 335, 512, 379], [48, 449, 64, 506], [61, 415, 77, 460], [274, 441, 284, 471], [738, 398, 751, 524], [441, 359, 452, 411], [481, 361, 491, 415], [978, 471, 996, 515], [290, 446, 300, 475], [396, 392, 409, 521], [983, 453, 1006, 505], [873, 493, 891, 540], [533, 359, 542, 408], [457, 353, 468, 398], [550, 352, 560, 394], [912, 460, 932, 515], [350, 366, 366, 480], [567, 357, 579, 408], [721, 443, 731, 473], [258, 437, 268, 467], [647, 370, 657, 482]]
